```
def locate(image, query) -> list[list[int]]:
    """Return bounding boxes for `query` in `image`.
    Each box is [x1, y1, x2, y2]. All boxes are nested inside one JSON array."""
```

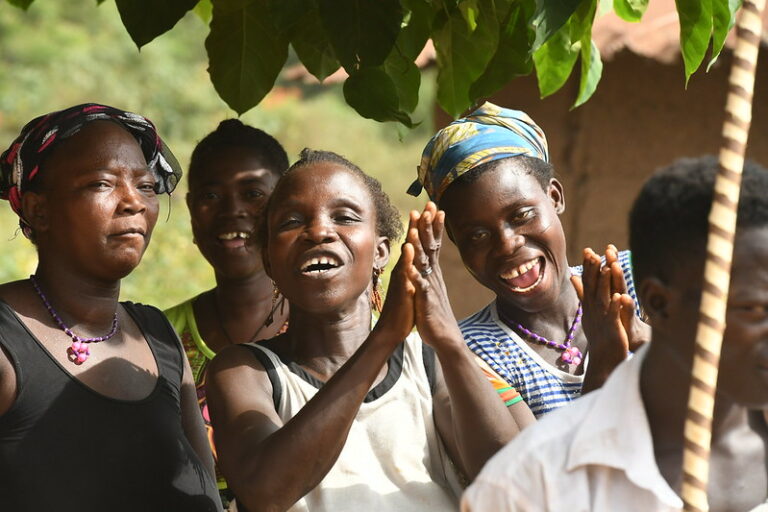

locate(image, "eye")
[[731, 303, 768, 320], [468, 230, 489, 243], [138, 181, 157, 193], [512, 208, 536, 223], [245, 189, 265, 200], [277, 215, 302, 229], [199, 190, 219, 201]]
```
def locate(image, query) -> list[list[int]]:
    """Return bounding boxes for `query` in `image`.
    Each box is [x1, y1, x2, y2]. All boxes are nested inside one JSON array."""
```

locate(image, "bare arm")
[[179, 345, 217, 480], [406, 204, 524, 480], [0, 346, 16, 417], [206, 250, 417, 512]]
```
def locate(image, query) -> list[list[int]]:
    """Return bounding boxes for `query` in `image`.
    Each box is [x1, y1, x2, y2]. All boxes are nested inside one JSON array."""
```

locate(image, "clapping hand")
[[571, 245, 650, 390], [403, 202, 463, 351]]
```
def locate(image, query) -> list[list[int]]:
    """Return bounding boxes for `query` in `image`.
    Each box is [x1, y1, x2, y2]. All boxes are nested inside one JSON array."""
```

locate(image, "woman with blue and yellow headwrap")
[[409, 102, 649, 417]]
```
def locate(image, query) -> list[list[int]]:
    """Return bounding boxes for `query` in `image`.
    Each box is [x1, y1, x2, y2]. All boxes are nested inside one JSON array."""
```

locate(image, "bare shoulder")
[[207, 344, 276, 406]]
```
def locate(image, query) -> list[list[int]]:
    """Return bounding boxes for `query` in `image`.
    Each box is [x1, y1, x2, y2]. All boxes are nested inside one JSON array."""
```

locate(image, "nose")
[[304, 216, 336, 244], [493, 226, 525, 257], [220, 191, 248, 219], [118, 182, 148, 215]]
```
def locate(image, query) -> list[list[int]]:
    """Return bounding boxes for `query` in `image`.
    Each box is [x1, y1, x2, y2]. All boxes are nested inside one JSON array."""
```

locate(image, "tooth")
[[320, 257, 328, 265]]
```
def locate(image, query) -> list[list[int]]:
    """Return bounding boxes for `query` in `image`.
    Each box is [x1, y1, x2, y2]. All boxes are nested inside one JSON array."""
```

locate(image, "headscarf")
[[0, 103, 182, 238], [407, 102, 549, 203]]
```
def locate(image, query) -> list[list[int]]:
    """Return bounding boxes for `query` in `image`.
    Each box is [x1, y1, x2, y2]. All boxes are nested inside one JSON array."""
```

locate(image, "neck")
[[32, 260, 120, 330], [214, 270, 275, 313], [640, 341, 751, 484], [285, 294, 373, 373]]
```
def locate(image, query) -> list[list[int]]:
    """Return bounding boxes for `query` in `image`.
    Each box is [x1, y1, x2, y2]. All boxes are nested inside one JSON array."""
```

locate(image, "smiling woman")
[[0, 104, 221, 511], [163, 119, 290, 508], [204, 148, 532, 512]]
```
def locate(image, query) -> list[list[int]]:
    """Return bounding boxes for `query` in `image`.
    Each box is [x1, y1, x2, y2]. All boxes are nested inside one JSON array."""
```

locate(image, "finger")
[[408, 210, 421, 233], [619, 294, 634, 331], [400, 243, 417, 295], [418, 209, 438, 265], [608, 292, 623, 321], [597, 265, 612, 312], [604, 244, 618, 267], [404, 244, 430, 293], [408, 226, 430, 271], [610, 261, 628, 295], [581, 247, 601, 303], [570, 275, 584, 301], [433, 210, 445, 247]]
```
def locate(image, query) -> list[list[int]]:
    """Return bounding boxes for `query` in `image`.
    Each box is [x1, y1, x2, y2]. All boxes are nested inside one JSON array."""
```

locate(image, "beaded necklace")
[[30, 275, 119, 365], [501, 303, 584, 365]]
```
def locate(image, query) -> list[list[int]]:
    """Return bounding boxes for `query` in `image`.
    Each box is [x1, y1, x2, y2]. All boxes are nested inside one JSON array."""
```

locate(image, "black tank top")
[[0, 301, 221, 512]]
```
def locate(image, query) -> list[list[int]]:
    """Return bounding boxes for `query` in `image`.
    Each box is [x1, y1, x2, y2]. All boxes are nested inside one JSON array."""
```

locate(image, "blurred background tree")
[[0, 1, 434, 308]]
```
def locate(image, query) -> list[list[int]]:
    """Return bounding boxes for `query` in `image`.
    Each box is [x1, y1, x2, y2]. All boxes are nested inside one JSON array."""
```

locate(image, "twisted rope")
[[681, 1, 766, 510]]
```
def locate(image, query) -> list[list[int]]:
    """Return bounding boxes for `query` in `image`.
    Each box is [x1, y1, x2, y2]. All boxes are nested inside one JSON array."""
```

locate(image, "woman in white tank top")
[[206, 149, 534, 512]]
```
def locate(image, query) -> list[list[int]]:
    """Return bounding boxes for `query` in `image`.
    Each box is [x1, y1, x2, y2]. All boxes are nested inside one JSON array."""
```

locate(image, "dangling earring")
[[371, 268, 383, 313], [266, 281, 280, 326]]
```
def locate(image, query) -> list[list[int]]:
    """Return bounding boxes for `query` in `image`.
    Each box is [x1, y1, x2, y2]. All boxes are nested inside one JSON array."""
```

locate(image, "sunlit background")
[[0, 2, 436, 308]]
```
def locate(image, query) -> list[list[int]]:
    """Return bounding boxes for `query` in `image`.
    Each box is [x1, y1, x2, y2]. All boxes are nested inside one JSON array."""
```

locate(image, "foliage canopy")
[[8, 0, 743, 124]]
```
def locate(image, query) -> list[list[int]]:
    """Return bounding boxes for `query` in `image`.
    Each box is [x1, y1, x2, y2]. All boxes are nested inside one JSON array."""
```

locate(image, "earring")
[[371, 268, 383, 313], [266, 281, 280, 326]]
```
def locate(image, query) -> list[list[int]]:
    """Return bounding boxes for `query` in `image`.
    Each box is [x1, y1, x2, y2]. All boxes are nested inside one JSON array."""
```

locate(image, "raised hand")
[[375, 241, 417, 342], [571, 245, 649, 392], [403, 202, 463, 350]]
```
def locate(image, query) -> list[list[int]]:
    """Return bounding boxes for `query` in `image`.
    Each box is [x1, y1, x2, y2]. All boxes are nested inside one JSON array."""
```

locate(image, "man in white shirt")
[[461, 156, 768, 512]]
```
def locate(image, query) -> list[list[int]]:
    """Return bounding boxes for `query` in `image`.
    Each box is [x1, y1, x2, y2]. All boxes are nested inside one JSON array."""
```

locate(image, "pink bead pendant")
[[561, 346, 583, 366], [68, 341, 91, 365]]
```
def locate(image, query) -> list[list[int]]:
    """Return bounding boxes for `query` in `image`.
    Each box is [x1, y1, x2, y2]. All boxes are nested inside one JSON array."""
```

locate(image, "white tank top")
[[248, 333, 462, 512]]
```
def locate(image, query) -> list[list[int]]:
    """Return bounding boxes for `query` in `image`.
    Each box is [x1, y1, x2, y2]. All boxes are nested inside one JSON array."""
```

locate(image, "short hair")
[[279, 148, 403, 242], [448, 155, 555, 195], [629, 155, 768, 284], [188, 119, 288, 180]]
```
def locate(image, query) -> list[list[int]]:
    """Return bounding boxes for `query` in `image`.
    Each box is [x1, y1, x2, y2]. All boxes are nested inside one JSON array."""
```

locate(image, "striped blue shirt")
[[459, 250, 638, 417]]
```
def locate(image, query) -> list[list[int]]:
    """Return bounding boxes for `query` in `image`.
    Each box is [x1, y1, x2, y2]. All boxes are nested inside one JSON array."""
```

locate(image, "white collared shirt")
[[462, 345, 685, 511]]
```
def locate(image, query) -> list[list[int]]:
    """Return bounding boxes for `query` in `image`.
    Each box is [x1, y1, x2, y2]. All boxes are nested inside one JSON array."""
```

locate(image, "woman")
[[0, 104, 221, 511], [407, 102, 649, 417], [206, 149, 531, 512], [165, 119, 290, 504]]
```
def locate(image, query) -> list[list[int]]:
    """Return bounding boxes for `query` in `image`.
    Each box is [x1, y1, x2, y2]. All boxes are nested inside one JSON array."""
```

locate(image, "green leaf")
[[532, 0, 582, 50], [7, 0, 34, 9], [383, 50, 421, 113], [272, 0, 340, 81], [675, 0, 713, 84], [398, 0, 435, 60], [708, 0, 741, 70], [613, 0, 648, 22], [193, 0, 213, 24], [533, 20, 580, 97], [343, 67, 414, 126], [459, 0, 480, 31], [434, 0, 500, 117], [318, 0, 404, 71], [206, 0, 289, 114], [115, 0, 198, 48], [573, 40, 603, 107], [469, 0, 535, 100]]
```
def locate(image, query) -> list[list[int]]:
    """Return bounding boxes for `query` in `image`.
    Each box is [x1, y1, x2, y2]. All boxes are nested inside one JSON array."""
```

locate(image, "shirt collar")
[[566, 345, 683, 507]]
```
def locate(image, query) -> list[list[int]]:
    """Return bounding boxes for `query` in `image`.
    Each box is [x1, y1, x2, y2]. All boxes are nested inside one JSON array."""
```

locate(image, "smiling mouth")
[[300, 256, 342, 275], [499, 257, 544, 293], [218, 231, 250, 248]]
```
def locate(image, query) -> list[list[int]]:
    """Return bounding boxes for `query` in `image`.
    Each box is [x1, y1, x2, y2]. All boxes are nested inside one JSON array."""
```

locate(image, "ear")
[[373, 236, 391, 272], [639, 276, 670, 325], [21, 191, 50, 234], [547, 178, 566, 215]]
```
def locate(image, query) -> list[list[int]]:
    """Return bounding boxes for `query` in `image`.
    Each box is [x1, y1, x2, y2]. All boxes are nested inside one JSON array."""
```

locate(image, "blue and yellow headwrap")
[[407, 102, 549, 202]]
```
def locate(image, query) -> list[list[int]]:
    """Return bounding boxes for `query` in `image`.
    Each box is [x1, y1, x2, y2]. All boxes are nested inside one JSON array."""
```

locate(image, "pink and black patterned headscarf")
[[0, 103, 181, 238]]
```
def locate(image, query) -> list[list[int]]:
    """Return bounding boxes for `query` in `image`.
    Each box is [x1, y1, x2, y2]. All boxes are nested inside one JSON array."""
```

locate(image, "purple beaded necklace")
[[503, 303, 584, 366], [29, 275, 120, 365]]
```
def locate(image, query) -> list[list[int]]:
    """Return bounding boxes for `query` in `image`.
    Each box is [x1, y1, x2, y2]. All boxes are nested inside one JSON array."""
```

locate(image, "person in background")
[[408, 102, 649, 417], [0, 103, 221, 511], [206, 149, 530, 512], [462, 156, 768, 511], [165, 119, 290, 507]]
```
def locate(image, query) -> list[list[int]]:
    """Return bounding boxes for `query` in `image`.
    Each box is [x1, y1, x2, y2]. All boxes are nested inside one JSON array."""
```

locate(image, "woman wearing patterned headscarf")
[[0, 104, 221, 511], [409, 102, 649, 417]]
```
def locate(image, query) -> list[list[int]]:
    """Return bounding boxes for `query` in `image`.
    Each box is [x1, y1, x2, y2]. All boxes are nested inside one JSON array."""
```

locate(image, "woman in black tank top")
[[0, 104, 222, 511]]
